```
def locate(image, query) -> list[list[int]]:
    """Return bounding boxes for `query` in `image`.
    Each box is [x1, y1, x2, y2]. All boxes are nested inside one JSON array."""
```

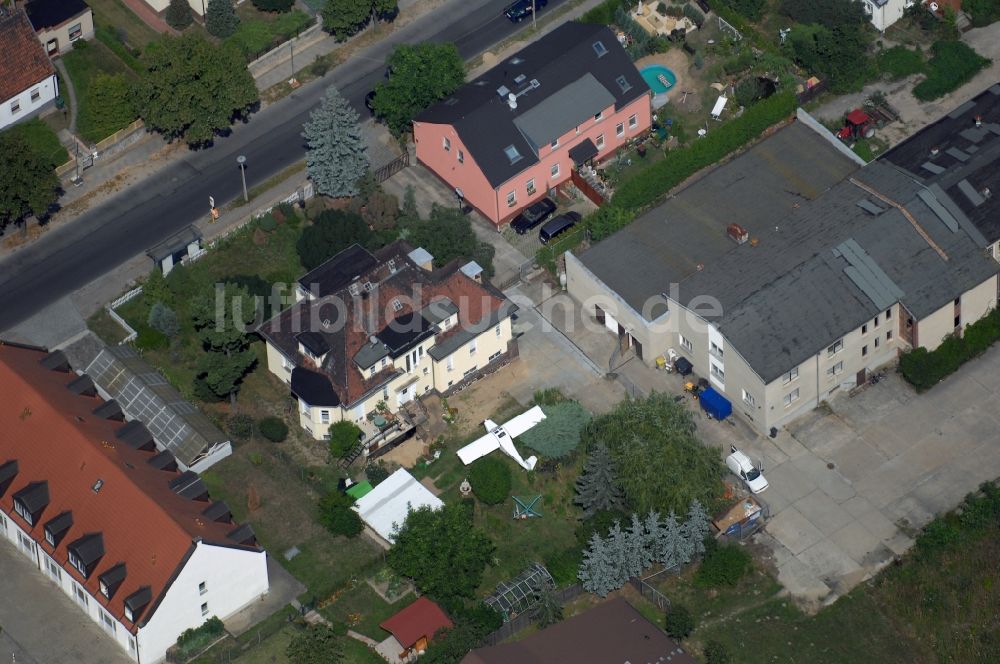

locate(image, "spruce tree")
[[578, 532, 619, 597], [166, 0, 193, 29], [623, 513, 652, 579], [206, 0, 239, 38], [302, 85, 369, 198], [574, 443, 625, 519], [532, 586, 563, 628], [683, 499, 713, 557]]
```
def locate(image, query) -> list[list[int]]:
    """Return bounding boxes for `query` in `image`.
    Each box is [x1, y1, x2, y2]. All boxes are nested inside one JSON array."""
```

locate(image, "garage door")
[[604, 311, 619, 335]]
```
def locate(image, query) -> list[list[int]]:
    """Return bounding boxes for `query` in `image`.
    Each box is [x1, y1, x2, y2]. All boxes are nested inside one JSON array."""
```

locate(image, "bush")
[[544, 546, 583, 586], [258, 416, 289, 442], [612, 90, 796, 214], [166, 0, 193, 29], [900, 308, 1000, 391], [682, 3, 705, 26], [965, 0, 1000, 27], [468, 456, 512, 505], [366, 460, 390, 486], [175, 616, 225, 658], [878, 46, 925, 80], [328, 420, 362, 458], [913, 41, 990, 101], [147, 302, 179, 338], [133, 322, 168, 351], [704, 639, 733, 664], [258, 213, 277, 232], [318, 491, 363, 537], [253, 0, 294, 11], [694, 540, 752, 588], [297, 209, 373, 271], [665, 604, 695, 639], [715, 0, 764, 20], [228, 413, 255, 439]]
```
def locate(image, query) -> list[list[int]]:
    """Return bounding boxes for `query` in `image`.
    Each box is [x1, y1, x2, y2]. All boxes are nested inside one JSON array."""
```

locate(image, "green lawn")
[[87, 0, 161, 49], [319, 583, 406, 641], [1, 118, 68, 167], [61, 41, 139, 143]]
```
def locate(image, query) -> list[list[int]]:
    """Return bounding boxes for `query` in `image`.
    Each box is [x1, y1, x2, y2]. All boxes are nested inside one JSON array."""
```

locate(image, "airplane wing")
[[500, 405, 546, 439], [457, 432, 501, 465]]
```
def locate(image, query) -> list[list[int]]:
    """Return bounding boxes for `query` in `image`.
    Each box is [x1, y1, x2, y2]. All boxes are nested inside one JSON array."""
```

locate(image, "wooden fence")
[[570, 168, 605, 206], [373, 152, 410, 183]]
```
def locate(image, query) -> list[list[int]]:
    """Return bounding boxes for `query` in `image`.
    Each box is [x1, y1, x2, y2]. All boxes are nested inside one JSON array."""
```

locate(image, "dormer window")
[[67, 533, 105, 578], [123, 586, 152, 624], [12, 481, 49, 526], [125, 606, 134, 622], [98, 563, 127, 599], [44, 511, 73, 548]]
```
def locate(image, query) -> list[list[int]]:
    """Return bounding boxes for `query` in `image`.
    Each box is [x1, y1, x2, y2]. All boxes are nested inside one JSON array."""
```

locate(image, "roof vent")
[[369, 335, 378, 345], [508, 92, 517, 110], [975, 115, 983, 128], [92, 479, 104, 494], [930, 146, 940, 157], [496, 85, 510, 98], [514, 74, 526, 85], [348, 283, 360, 297], [983, 187, 992, 199], [510, 56, 524, 65], [727, 223, 749, 244], [388, 258, 397, 273]]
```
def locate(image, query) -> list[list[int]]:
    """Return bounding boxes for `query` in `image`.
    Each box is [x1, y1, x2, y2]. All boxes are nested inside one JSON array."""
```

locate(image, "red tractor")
[[838, 109, 876, 141]]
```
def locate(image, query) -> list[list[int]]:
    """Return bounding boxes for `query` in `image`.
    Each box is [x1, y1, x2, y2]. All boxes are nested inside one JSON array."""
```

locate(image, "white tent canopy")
[[711, 95, 728, 120], [354, 469, 444, 544]]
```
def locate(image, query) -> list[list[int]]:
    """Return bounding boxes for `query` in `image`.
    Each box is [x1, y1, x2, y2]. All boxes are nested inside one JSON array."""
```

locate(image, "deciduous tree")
[[302, 85, 369, 198], [388, 503, 494, 602], [0, 133, 59, 232], [574, 443, 625, 519], [322, 0, 370, 39], [137, 34, 258, 146], [190, 282, 258, 405], [166, 0, 193, 29], [402, 204, 495, 276], [296, 209, 373, 271], [372, 42, 465, 136], [286, 624, 344, 663], [206, 0, 239, 37]]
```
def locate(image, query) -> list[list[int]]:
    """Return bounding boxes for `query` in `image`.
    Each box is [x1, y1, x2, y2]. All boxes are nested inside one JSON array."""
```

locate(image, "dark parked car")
[[539, 211, 581, 244], [504, 0, 547, 22], [510, 197, 557, 234]]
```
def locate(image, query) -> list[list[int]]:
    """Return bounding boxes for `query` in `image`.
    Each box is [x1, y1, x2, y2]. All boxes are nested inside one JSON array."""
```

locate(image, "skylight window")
[[593, 41, 608, 57], [514, 74, 527, 85], [392, 299, 403, 312], [348, 283, 360, 296], [504, 145, 523, 164], [616, 75, 632, 93]]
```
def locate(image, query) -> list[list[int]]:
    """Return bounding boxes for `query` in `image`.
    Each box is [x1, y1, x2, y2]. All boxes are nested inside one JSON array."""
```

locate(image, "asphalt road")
[[0, 0, 570, 331]]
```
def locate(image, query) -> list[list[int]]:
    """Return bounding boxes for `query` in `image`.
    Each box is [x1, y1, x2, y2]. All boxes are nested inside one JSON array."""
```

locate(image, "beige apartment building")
[[258, 242, 516, 445], [567, 101, 1000, 436]]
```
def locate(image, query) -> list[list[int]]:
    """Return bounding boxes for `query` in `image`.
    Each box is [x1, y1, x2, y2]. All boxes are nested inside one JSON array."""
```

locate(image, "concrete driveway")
[[736, 343, 1000, 608]]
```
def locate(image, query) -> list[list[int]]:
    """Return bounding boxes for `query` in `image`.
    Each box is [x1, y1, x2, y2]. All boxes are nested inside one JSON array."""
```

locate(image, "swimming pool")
[[640, 65, 677, 95]]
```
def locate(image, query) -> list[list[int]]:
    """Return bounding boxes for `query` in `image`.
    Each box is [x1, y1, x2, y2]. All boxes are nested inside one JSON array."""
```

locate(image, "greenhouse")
[[484, 563, 554, 621]]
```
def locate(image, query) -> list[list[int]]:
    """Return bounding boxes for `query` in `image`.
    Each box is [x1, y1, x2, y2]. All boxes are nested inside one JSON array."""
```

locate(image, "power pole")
[[532, 0, 537, 30]]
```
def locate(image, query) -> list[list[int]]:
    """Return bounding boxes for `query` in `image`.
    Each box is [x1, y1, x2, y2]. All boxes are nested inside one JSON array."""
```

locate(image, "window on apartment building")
[[69, 23, 83, 40], [783, 367, 799, 384], [628, 114, 638, 128], [73, 583, 88, 608], [489, 350, 502, 361], [446, 355, 455, 372], [129, 639, 136, 654], [101, 610, 115, 634], [507, 191, 516, 207], [495, 324, 502, 338], [470, 340, 477, 356], [887, 330, 893, 341], [679, 334, 693, 352], [954, 297, 961, 306], [464, 366, 478, 377], [886, 308, 892, 319], [550, 163, 560, 178], [862, 324, 868, 334], [13, 499, 31, 524], [594, 111, 603, 121], [742, 389, 755, 408], [875, 337, 880, 348], [199, 581, 207, 595], [596, 134, 605, 150], [784, 388, 800, 406], [711, 364, 725, 382], [46, 558, 61, 582], [443, 137, 451, 151], [0, 514, 6, 533], [954, 315, 961, 328], [550, 138, 559, 149], [827, 339, 844, 356], [30, 89, 40, 103], [458, 149, 464, 163], [874, 315, 880, 328], [381, 357, 388, 368], [615, 122, 624, 138], [423, 367, 429, 376], [320, 410, 330, 424], [710, 341, 723, 358], [382, 385, 389, 399], [201, 603, 209, 617], [827, 361, 844, 377], [10, 100, 20, 114], [526, 178, 536, 195], [299, 399, 309, 414], [862, 345, 868, 357]]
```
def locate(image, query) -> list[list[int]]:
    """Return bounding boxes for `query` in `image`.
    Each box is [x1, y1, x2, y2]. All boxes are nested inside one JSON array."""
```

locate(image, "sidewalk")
[[120, 0, 175, 34]]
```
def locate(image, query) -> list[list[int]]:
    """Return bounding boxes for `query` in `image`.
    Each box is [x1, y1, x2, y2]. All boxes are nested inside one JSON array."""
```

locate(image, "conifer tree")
[[578, 532, 619, 597], [166, 0, 193, 29], [574, 443, 625, 519], [302, 85, 369, 198], [206, 0, 239, 38], [623, 513, 652, 579], [683, 499, 713, 557]]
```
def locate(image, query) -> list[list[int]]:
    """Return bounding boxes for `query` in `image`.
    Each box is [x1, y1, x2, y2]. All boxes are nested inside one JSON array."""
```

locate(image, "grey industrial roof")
[[416, 22, 648, 188], [579, 120, 999, 383], [881, 84, 1000, 244], [86, 346, 229, 467], [512, 74, 615, 151]]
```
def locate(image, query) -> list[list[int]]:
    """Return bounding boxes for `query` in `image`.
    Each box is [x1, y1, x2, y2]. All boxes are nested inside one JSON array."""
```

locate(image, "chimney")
[[975, 115, 983, 128], [727, 223, 749, 245], [508, 92, 517, 110]]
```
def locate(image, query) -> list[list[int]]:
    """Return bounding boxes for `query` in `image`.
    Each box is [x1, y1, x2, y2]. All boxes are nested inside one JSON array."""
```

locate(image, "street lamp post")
[[237, 155, 248, 203]]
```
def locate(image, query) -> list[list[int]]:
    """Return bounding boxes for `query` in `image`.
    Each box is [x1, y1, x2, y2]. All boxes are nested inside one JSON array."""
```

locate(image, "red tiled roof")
[[0, 9, 55, 103], [380, 597, 453, 648], [0, 343, 257, 632]]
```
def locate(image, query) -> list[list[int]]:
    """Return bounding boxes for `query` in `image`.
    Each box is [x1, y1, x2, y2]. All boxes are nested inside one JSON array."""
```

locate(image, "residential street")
[[0, 0, 574, 332]]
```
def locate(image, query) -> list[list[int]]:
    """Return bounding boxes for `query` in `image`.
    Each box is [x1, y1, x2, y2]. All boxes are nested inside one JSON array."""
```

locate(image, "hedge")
[[899, 307, 1000, 391], [611, 90, 797, 213], [912, 40, 990, 101], [225, 11, 314, 61]]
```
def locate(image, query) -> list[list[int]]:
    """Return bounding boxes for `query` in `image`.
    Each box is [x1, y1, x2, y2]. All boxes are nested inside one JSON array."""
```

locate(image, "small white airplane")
[[456, 405, 546, 471]]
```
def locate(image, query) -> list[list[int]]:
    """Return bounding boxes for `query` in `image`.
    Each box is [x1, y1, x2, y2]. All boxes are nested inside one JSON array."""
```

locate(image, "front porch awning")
[[569, 138, 599, 166]]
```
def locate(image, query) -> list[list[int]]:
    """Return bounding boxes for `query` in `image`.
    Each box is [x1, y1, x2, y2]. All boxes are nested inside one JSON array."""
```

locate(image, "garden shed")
[[484, 563, 554, 621]]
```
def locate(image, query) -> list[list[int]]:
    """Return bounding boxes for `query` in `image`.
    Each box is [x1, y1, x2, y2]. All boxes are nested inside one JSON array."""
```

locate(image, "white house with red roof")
[[0, 8, 59, 130], [0, 342, 269, 663], [257, 241, 518, 447]]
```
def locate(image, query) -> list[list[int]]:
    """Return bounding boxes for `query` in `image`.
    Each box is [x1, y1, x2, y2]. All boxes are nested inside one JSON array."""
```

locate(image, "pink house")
[[414, 22, 652, 227]]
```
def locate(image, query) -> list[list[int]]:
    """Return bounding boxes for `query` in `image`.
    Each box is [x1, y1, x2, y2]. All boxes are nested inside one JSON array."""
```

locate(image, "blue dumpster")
[[699, 386, 732, 421]]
